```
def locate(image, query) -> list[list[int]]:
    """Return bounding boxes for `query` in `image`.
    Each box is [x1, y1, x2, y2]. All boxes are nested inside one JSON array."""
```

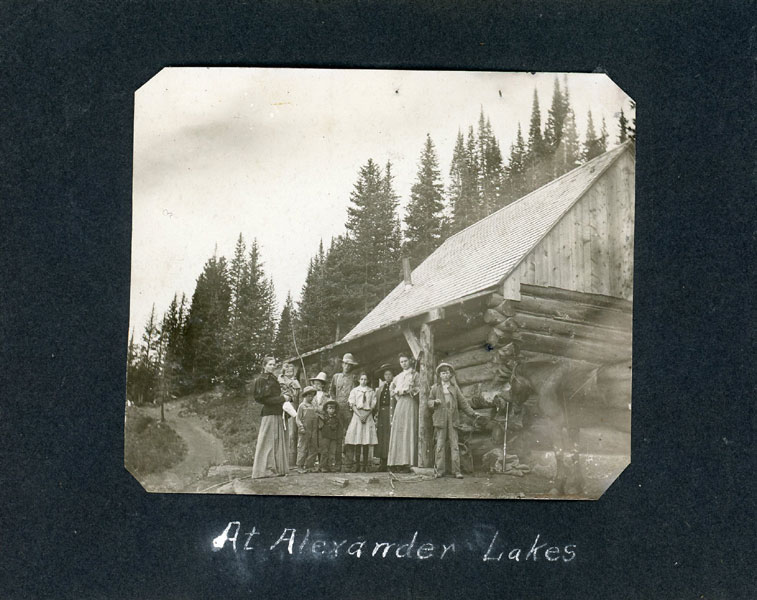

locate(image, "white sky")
[[130, 68, 632, 334]]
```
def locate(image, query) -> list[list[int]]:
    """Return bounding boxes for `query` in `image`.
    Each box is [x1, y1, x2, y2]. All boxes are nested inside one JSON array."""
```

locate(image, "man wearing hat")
[[428, 362, 482, 479], [330, 353, 359, 471]]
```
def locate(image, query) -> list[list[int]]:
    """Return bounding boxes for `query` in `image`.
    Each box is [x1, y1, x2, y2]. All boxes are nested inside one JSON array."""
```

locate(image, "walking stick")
[[502, 401, 510, 469]]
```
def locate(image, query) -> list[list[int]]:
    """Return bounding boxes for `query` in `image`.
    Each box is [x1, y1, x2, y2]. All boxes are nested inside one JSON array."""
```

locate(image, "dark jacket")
[[427, 382, 476, 429], [253, 372, 285, 417], [319, 412, 343, 441]]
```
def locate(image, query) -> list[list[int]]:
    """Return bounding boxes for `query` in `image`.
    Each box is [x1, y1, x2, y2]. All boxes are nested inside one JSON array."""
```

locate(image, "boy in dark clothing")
[[318, 399, 343, 473]]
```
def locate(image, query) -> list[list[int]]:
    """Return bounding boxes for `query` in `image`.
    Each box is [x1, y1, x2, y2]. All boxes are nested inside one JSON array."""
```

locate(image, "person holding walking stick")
[[427, 362, 483, 479]]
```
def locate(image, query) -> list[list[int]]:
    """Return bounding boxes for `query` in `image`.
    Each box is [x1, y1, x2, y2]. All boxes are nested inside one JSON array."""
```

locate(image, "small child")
[[295, 386, 319, 473], [318, 399, 343, 473]]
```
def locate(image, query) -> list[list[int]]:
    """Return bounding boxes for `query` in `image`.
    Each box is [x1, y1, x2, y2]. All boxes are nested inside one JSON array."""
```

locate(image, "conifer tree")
[[296, 242, 331, 351], [618, 107, 628, 144], [481, 116, 505, 212], [599, 115, 609, 153], [505, 123, 528, 203], [274, 292, 297, 360], [131, 304, 161, 403], [464, 126, 481, 220], [126, 328, 138, 403], [582, 110, 603, 161], [378, 161, 403, 298], [404, 134, 445, 267], [183, 253, 231, 390], [158, 294, 184, 401], [524, 88, 551, 189], [562, 104, 581, 171], [322, 235, 363, 342], [449, 129, 478, 232], [627, 100, 636, 142], [346, 158, 402, 318], [544, 77, 566, 153], [543, 77, 569, 179]]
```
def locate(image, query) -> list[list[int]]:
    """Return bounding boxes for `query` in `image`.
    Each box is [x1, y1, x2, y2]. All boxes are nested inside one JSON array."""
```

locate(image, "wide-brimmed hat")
[[341, 353, 359, 365], [301, 386, 317, 397], [309, 371, 328, 383], [436, 362, 456, 376], [375, 363, 398, 375], [322, 398, 338, 410]]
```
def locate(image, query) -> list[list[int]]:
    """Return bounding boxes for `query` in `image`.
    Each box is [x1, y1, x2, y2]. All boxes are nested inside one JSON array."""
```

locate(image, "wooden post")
[[402, 326, 422, 359], [418, 322, 435, 468]]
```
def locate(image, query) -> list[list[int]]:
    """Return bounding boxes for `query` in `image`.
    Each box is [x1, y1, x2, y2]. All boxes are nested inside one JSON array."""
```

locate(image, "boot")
[[362, 448, 370, 473]]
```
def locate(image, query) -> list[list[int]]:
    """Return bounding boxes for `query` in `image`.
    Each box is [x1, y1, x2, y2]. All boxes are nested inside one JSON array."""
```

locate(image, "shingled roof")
[[341, 143, 631, 343]]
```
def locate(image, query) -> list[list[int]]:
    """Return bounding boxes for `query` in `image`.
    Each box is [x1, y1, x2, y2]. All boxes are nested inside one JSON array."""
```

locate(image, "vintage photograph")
[[126, 68, 635, 499]]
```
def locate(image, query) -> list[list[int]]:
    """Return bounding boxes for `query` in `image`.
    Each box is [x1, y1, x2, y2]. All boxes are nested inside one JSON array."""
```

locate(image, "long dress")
[[387, 369, 420, 467], [344, 386, 378, 446], [251, 372, 290, 479], [374, 382, 392, 460]]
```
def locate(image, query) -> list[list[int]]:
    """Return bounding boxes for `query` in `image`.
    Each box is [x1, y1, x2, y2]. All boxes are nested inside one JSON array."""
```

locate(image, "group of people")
[[250, 352, 483, 480]]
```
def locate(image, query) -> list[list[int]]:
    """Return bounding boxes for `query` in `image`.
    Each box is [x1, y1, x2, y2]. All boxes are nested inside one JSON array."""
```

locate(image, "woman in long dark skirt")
[[373, 364, 395, 472], [251, 356, 289, 479]]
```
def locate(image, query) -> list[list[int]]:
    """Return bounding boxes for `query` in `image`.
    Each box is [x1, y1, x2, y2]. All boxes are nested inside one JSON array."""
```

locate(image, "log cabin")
[[293, 142, 635, 496]]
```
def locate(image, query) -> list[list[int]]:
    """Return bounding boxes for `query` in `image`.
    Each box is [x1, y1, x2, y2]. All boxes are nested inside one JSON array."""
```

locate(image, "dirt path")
[[139, 402, 225, 493]]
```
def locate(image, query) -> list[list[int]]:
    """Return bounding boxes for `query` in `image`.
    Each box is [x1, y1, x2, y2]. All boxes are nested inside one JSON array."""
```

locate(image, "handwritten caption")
[[211, 522, 576, 564]]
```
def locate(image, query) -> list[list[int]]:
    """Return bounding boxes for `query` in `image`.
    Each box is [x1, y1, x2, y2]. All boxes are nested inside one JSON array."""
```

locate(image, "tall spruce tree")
[[296, 242, 331, 351], [618, 107, 628, 143], [481, 115, 505, 213], [464, 126, 481, 221], [183, 252, 231, 390], [526, 88, 548, 188], [404, 134, 446, 267], [346, 158, 402, 317], [131, 304, 161, 403], [582, 110, 603, 161], [627, 100, 636, 142], [126, 327, 138, 403], [543, 77, 569, 179], [544, 78, 565, 150], [562, 104, 581, 171], [378, 161, 403, 298], [322, 235, 363, 341], [274, 291, 297, 360], [599, 115, 609, 153], [505, 122, 528, 203], [449, 129, 478, 232]]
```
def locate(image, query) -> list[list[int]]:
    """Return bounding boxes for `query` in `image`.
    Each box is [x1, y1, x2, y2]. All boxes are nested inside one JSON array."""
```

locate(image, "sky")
[[129, 68, 632, 334]]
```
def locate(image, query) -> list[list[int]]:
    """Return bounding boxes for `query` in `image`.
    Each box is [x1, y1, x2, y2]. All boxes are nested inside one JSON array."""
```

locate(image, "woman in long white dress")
[[387, 353, 420, 471]]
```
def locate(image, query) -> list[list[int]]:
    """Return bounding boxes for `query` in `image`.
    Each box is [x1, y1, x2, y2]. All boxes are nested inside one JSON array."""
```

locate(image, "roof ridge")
[[341, 142, 631, 343], [442, 143, 628, 246]]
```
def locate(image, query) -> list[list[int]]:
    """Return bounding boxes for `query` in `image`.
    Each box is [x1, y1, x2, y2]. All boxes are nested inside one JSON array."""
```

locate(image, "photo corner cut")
[[125, 67, 635, 500]]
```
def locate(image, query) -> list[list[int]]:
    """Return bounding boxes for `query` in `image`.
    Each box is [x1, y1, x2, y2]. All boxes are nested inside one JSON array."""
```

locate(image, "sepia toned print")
[[126, 68, 634, 499]]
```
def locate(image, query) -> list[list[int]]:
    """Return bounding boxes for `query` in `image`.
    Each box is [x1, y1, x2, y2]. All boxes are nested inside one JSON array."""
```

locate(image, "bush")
[[125, 407, 188, 477]]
